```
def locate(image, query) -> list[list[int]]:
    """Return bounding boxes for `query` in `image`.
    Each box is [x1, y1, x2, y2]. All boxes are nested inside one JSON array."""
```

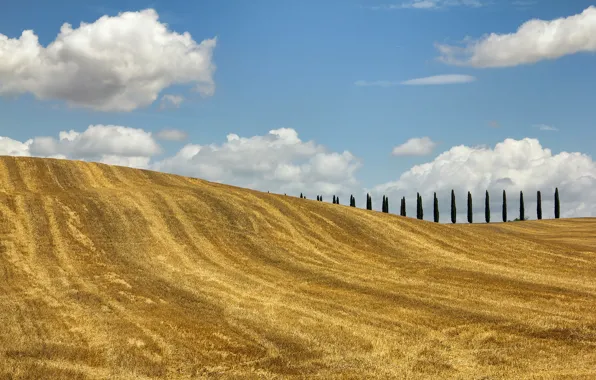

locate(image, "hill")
[[0, 156, 595, 379]]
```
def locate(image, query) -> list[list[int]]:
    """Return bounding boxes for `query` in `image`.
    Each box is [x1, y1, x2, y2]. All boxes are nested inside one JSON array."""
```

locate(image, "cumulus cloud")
[[1, 125, 162, 169], [0, 136, 32, 156], [153, 128, 362, 197], [533, 124, 558, 132], [373, 138, 596, 220], [29, 125, 161, 159], [159, 95, 185, 109], [392, 137, 437, 156], [355, 74, 475, 87], [1, 127, 361, 196], [436, 6, 596, 67], [0, 9, 216, 111], [401, 74, 476, 85], [156, 129, 188, 141]]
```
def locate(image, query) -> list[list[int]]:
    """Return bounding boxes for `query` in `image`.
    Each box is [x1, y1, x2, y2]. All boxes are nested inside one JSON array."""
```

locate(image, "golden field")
[[0, 156, 594, 379]]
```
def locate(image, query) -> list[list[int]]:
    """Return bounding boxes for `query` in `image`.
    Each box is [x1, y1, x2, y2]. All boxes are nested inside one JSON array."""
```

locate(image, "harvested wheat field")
[[0, 156, 595, 379]]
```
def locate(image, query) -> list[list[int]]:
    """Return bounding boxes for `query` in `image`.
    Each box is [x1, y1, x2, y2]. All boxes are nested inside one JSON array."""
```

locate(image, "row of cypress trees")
[[447, 188, 560, 223], [311, 188, 561, 223]]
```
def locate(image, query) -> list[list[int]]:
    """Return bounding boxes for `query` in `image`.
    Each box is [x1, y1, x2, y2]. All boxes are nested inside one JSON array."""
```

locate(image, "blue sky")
[[1, 0, 596, 220]]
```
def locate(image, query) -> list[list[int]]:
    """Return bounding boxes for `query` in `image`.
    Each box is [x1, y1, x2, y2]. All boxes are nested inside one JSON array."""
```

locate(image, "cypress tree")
[[382, 195, 385, 212], [519, 191, 525, 221], [420, 195, 424, 220], [401, 197, 406, 217], [467, 191, 473, 224], [337, 196, 340, 205], [451, 190, 456, 224], [366, 194, 372, 210], [537, 190, 542, 220], [300, 193, 303, 199], [350, 195, 355, 207], [333, 195, 336, 204], [433, 192, 439, 223], [416, 193, 420, 219], [502, 190, 507, 222], [554, 188, 560, 219], [485, 190, 490, 223]]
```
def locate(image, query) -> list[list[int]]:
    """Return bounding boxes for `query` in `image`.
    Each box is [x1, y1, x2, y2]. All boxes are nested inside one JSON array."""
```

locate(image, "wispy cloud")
[[511, 0, 537, 10], [401, 74, 476, 85], [367, 0, 485, 10], [489, 120, 500, 128], [354, 80, 400, 87], [533, 124, 559, 131], [392, 137, 437, 156], [156, 129, 189, 141], [355, 74, 476, 87], [159, 94, 185, 110]]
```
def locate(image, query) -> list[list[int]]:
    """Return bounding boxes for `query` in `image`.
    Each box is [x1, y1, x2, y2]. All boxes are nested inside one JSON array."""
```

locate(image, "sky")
[[1, 0, 596, 222]]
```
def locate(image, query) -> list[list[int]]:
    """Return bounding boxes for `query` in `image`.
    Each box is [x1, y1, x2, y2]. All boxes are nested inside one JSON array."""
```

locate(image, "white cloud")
[[1, 125, 161, 169], [153, 128, 362, 197], [0, 136, 32, 156], [354, 80, 400, 87], [1, 128, 361, 197], [512, 0, 537, 10], [355, 74, 475, 87], [160, 95, 184, 109], [0, 9, 216, 111], [29, 125, 161, 159], [436, 6, 596, 67], [373, 138, 596, 220], [533, 124, 558, 131], [156, 129, 188, 141], [368, 0, 484, 10], [392, 137, 437, 156], [401, 74, 476, 85]]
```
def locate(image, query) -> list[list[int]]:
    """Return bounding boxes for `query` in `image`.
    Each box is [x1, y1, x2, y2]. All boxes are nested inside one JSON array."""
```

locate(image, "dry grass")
[[0, 156, 594, 379]]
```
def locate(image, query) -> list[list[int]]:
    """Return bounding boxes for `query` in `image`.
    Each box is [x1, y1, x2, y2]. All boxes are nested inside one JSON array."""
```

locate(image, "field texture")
[[0, 156, 595, 379]]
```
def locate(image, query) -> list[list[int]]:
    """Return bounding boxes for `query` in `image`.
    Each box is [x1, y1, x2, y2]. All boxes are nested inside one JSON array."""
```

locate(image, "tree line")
[[307, 188, 561, 223]]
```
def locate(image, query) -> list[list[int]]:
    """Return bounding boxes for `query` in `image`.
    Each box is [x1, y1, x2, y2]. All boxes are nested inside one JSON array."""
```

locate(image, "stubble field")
[[0, 156, 594, 379]]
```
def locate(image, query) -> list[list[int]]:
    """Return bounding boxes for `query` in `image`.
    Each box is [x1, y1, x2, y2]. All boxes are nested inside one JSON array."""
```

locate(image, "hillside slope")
[[0, 156, 595, 379]]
